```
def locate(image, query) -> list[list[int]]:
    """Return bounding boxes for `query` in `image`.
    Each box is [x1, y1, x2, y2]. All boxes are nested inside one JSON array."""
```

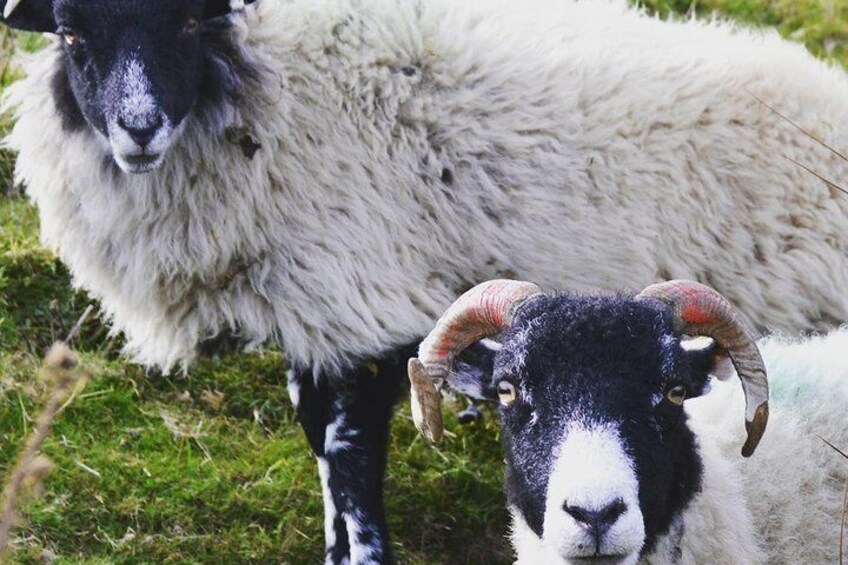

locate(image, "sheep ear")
[[1, 0, 56, 32], [680, 336, 736, 397], [448, 339, 501, 400], [204, 0, 258, 20]]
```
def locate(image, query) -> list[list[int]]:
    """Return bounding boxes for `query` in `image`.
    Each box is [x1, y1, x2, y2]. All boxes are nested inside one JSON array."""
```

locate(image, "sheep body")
[[6, 0, 848, 372]]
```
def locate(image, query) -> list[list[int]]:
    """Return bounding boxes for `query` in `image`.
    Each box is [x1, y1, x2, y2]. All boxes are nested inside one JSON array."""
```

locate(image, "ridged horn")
[[637, 280, 769, 457], [408, 279, 542, 442]]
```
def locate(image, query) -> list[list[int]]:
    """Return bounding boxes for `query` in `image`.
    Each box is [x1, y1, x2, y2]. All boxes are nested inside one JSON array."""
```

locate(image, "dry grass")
[[0, 335, 91, 559]]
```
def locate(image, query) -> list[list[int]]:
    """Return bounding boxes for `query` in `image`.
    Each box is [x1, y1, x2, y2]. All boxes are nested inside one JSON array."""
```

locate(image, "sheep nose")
[[117, 114, 163, 148], [563, 499, 627, 543]]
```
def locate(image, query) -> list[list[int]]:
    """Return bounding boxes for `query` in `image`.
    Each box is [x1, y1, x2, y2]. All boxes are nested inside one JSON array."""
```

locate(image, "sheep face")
[[455, 295, 718, 563], [1, 0, 249, 174]]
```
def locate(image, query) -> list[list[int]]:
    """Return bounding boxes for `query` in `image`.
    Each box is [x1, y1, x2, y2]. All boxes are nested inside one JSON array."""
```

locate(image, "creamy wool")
[[6, 0, 848, 372], [646, 330, 848, 564]]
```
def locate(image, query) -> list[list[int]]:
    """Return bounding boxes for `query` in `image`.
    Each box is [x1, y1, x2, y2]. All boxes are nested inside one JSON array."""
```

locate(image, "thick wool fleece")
[[5, 0, 848, 372], [649, 330, 848, 564]]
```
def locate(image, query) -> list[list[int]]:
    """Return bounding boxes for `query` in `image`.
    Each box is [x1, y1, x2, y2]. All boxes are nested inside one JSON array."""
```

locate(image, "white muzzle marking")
[[106, 57, 177, 173], [541, 424, 645, 564]]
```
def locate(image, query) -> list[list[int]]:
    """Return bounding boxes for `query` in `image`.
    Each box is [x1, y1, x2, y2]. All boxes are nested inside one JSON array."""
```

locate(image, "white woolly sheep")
[[410, 279, 847, 564], [3, 0, 848, 561]]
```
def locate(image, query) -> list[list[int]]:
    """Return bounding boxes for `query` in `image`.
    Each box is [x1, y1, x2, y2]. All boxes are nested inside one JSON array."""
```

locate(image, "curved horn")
[[408, 279, 543, 442], [637, 280, 769, 457]]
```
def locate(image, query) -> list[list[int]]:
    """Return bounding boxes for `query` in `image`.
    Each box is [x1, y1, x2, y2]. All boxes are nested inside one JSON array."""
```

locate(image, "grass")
[[639, 0, 848, 68], [0, 2, 846, 563], [0, 351, 509, 563]]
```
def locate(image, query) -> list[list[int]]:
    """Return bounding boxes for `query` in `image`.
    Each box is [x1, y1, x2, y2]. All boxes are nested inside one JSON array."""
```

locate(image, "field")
[[1, 1, 847, 563]]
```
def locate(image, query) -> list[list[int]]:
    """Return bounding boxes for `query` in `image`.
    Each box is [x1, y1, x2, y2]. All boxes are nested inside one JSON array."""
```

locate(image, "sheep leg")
[[288, 346, 413, 564]]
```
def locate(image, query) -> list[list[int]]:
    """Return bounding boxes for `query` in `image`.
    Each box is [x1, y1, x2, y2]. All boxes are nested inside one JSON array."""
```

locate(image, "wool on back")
[[5, 0, 848, 372]]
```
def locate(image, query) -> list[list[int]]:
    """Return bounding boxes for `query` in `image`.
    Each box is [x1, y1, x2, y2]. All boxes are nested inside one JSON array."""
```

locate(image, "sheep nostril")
[[117, 114, 164, 148], [563, 503, 593, 525], [564, 499, 627, 531], [601, 500, 627, 525]]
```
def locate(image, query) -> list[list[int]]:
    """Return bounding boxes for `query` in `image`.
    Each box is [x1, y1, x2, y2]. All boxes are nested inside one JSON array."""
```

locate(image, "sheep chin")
[[561, 556, 638, 565], [113, 152, 166, 175]]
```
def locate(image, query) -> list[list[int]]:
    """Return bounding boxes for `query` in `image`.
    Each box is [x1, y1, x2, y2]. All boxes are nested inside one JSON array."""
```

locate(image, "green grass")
[[0, 350, 509, 563], [0, 2, 846, 563], [639, 0, 848, 67]]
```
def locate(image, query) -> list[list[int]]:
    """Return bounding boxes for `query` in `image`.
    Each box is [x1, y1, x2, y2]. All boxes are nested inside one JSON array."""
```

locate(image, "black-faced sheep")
[[3, 1, 848, 562], [410, 279, 847, 563]]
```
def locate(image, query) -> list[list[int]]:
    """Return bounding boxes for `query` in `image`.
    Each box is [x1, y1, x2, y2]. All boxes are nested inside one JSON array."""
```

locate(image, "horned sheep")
[[3, 0, 848, 562], [410, 279, 847, 564]]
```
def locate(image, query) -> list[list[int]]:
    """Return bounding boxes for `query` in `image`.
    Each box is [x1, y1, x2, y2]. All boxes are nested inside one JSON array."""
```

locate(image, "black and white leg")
[[287, 346, 414, 565]]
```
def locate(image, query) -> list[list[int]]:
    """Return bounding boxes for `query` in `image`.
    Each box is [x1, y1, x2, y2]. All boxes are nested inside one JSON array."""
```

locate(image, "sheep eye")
[[497, 380, 518, 406], [666, 385, 686, 406], [183, 18, 200, 36]]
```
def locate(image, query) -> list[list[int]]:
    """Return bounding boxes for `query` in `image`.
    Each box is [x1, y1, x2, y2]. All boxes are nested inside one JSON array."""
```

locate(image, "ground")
[[0, 1, 846, 563]]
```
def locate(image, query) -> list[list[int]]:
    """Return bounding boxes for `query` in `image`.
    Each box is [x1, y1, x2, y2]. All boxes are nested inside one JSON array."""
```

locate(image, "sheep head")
[[409, 279, 770, 563], [0, 0, 257, 174]]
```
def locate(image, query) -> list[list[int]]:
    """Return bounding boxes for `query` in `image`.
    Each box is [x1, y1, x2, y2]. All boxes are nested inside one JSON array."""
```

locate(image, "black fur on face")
[[453, 293, 719, 557], [1, 0, 255, 173]]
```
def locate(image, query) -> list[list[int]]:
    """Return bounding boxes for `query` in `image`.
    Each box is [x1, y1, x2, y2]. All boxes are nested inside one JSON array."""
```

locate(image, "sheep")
[[409, 279, 847, 564], [3, 0, 848, 561]]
